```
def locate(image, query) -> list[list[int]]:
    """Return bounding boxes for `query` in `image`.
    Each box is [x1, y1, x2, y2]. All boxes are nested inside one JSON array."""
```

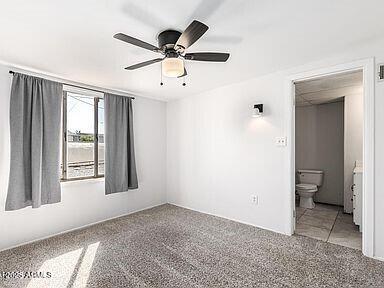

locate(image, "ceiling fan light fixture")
[[162, 58, 184, 78]]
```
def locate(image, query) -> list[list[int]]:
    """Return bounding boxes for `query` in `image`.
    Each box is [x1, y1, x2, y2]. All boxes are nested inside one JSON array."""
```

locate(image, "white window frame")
[[61, 88, 104, 181]]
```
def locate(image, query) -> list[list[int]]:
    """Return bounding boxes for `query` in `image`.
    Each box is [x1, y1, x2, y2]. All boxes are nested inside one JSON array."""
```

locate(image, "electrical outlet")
[[275, 136, 287, 147], [251, 195, 258, 205]]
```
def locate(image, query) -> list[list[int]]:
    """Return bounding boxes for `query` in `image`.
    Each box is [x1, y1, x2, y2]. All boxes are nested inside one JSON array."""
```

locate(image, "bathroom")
[[294, 71, 363, 250]]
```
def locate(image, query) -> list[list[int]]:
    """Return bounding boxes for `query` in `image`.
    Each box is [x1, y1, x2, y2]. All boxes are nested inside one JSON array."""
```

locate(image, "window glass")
[[60, 100, 64, 179], [66, 93, 95, 179], [98, 98, 104, 175]]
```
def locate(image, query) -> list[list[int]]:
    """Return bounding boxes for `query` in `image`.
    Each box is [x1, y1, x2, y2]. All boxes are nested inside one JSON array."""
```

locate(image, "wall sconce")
[[252, 104, 263, 118]]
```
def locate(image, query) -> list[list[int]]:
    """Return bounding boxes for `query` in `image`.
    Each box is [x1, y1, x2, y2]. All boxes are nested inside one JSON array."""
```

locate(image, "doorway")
[[285, 59, 375, 257], [294, 70, 362, 249]]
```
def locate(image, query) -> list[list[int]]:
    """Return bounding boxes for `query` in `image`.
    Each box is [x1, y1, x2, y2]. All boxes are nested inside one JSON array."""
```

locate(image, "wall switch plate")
[[251, 195, 258, 205], [276, 136, 287, 146]]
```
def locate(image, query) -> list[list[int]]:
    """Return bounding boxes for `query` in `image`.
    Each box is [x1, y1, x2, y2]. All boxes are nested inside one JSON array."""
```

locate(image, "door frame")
[[284, 58, 375, 258]]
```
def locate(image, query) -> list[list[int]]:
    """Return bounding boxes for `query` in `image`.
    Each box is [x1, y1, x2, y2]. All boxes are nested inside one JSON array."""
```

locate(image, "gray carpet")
[[1, 204, 383, 288]]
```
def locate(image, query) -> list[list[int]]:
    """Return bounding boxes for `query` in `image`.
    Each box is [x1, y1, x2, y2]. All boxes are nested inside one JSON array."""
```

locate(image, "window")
[[61, 91, 104, 181]]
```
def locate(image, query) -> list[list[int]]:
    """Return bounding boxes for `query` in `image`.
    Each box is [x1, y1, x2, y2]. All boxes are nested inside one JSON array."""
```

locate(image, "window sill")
[[61, 177, 104, 186]]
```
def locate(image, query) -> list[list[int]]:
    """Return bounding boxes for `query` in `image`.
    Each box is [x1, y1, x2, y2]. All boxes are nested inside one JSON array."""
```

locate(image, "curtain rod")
[[9, 70, 135, 99]]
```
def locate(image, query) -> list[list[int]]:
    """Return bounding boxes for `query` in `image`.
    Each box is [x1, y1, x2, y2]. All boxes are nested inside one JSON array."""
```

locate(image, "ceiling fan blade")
[[184, 52, 230, 62], [175, 20, 208, 50], [178, 68, 188, 78], [125, 58, 163, 70], [114, 33, 160, 52]]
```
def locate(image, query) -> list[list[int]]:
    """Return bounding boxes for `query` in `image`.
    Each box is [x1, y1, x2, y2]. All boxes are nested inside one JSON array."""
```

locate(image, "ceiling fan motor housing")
[[158, 30, 182, 50]]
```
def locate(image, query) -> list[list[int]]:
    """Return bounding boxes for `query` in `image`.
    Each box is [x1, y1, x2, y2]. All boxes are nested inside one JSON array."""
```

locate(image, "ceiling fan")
[[113, 20, 230, 79]]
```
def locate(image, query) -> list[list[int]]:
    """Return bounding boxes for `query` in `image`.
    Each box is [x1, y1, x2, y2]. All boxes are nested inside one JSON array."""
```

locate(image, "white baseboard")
[[373, 255, 384, 262], [168, 202, 286, 236], [0, 202, 166, 253]]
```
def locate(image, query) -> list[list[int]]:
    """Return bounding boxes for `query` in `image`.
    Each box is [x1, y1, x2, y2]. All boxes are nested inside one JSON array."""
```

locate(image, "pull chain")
[[160, 68, 164, 86], [182, 63, 186, 86]]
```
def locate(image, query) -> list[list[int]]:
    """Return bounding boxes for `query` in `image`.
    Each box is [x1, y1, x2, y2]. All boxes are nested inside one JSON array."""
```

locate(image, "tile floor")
[[295, 203, 362, 250]]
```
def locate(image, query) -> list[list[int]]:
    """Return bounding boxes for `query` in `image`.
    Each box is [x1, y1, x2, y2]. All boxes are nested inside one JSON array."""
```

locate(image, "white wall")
[[167, 73, 288, 233], [166, 37, 384, 260], [0, 64, 167, 251], [344, 93, 363, 213], [295, 102, 344, 206]]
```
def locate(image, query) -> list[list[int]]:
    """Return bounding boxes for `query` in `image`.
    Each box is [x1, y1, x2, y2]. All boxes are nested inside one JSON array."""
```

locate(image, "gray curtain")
[[5, 73, 63, 211], [104, 93, 138, 194]]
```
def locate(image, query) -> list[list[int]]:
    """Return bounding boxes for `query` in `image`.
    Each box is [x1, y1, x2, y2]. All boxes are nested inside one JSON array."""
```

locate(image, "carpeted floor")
[[1, 204, 383, 288]]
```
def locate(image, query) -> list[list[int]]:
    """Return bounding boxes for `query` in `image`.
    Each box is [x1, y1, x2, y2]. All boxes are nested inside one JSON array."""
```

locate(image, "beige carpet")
[[1, 204, 383, 287]]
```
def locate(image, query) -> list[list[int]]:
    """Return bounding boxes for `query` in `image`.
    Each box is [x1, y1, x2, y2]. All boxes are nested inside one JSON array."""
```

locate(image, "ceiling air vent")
[[379, 64, 384, 82]]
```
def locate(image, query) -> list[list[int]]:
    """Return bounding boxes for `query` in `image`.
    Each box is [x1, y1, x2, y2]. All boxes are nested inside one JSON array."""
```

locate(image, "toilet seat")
[[296, 183, 317, 190]]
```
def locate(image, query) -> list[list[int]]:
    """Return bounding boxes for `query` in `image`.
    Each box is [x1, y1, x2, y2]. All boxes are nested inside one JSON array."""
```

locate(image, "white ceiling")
[[0, 0, 383, 101], [295, 71, 363, 106]]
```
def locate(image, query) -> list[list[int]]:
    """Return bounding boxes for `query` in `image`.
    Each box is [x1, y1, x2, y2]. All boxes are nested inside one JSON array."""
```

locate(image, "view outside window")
[[67, 93, 95, 179], [60, 102, 63, 179], [98, 98, 105, 175]]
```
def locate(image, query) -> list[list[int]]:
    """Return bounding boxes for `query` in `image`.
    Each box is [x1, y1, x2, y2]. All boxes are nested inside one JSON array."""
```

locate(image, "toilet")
[[296, 169, 324, 209]]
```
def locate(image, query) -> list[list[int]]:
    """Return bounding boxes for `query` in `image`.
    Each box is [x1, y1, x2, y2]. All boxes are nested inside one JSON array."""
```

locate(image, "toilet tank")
[[297, 170, 323, 186]]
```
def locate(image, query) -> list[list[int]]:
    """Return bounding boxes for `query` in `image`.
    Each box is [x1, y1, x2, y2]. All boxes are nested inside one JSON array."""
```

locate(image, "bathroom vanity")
[[352, 163, 363, 232]]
